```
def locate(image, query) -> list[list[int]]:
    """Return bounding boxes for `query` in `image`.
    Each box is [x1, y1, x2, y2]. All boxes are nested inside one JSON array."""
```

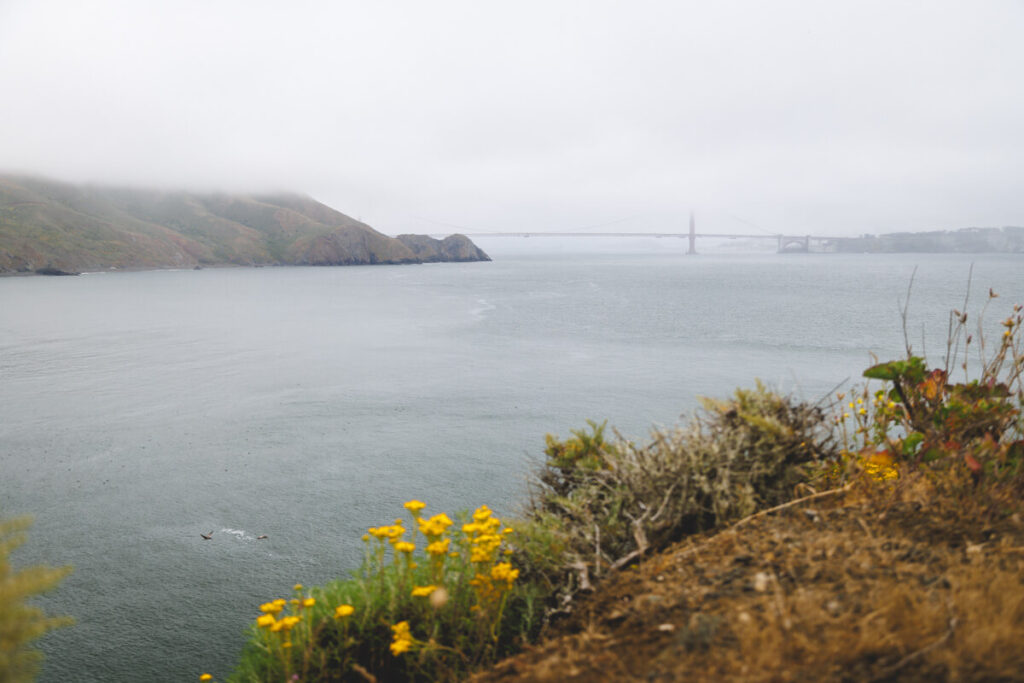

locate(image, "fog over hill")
[[0, 174, 489, 274]]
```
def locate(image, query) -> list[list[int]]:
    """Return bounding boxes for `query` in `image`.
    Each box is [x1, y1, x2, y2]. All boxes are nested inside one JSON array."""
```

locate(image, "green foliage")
[[836, 295, 1024, 505], [518, 382, 836, 607], [538, 419, 614, 497], [0, 516, 73, 683], [228, 503, 542, 682]]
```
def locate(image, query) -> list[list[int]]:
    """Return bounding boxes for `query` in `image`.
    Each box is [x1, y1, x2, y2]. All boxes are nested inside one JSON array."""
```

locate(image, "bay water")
[[1, 240, 1022, 681]]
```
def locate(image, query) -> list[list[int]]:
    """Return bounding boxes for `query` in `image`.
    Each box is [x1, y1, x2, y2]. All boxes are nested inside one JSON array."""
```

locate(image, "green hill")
[[0, 174, 489, 274]]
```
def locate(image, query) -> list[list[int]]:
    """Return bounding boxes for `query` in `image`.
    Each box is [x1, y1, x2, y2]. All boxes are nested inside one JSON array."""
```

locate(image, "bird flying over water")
[[201, 531, 213, 540]]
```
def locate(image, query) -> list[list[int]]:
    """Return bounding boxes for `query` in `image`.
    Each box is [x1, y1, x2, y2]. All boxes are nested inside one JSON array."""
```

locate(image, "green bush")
[[836, 296, 1024, 507], [0, 516, 73, 683]]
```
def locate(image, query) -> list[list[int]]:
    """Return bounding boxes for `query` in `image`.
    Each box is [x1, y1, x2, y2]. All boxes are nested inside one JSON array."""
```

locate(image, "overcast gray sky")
[[1, 1, 1022, 237]]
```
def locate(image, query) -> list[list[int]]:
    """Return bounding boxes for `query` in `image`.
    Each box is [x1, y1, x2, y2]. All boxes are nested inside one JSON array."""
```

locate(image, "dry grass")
[[476, 482, 1024, 682]]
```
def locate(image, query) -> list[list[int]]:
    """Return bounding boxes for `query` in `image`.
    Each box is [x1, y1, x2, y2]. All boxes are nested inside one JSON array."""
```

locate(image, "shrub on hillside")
[[517, 383, 837, 604], [836, 295, 1023, 512]]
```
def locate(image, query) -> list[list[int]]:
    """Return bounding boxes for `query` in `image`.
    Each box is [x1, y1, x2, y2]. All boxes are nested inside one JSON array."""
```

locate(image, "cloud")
[[1, 0, 1022, 235]]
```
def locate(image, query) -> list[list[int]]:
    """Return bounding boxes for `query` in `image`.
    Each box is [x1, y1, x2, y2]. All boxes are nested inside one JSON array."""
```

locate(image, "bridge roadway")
[[456, 232, 776, 238], [447, 232, 839, 253]]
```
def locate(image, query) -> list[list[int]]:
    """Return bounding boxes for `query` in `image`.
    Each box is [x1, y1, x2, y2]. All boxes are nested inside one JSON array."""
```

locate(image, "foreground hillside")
[[475, 491, 1024, 682], [0, 174, 489, 274]]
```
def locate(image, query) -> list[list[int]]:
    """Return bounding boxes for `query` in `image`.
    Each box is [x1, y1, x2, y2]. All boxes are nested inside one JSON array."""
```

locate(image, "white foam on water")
[[221, 528, 251, 541], [469, 298, 496, 319]]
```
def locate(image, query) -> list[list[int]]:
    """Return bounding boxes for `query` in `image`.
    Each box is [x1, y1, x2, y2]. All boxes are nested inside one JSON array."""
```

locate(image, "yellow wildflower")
[[426, 539, 450, 555], [259, 600, 284, 615], [293, 583, 303, 591], [200, 675, 213, 682], [411, 585, 438, 597], [390, 621, 414, 655], [491, 562, 520, 585], [404, 500, 426, 514], [302, 597, 315, 608], [418, 512, 453, 537], [334, 604, 354, 619], [256, 614, 276, 628], [394, 541, 415, 554]]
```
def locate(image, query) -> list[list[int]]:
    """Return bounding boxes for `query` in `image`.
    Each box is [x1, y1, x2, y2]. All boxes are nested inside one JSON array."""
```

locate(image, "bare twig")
[[649, 482, 678, 524], [608, 547, 645, 572], [351, 663, 378, 683], [947, 264, 974, 379], [869, 616, 957, 682], [730, 484, 853, 530], [608, 514, 653, 571], [900, 267, 918, 357], [570, 560, 593, 592], [769, 571, 792, 631]]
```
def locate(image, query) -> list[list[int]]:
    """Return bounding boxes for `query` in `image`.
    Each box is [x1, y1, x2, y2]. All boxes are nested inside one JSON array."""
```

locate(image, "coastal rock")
[[395, 234, 491, 262]]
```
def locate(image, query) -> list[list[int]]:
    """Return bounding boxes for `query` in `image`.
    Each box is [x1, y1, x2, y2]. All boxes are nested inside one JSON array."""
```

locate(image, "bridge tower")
[[687, 212, 696, 255]]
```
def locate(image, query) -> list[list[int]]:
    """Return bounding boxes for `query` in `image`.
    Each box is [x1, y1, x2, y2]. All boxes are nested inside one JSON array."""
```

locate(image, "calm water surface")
[[1, 245, 1022, 681]]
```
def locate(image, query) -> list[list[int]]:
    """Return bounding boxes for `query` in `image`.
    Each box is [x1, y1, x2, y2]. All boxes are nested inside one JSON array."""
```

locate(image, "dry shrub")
[[517, 382, 837, 608]]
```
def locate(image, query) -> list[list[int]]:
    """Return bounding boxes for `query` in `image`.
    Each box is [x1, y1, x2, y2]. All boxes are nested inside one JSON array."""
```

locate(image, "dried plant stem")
[[730, 483, 853, 530], [868, 616, 957, 682]]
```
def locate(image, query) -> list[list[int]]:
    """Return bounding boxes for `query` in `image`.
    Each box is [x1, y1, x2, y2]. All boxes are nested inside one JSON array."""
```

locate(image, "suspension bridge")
[[454, 214, 838, 254]]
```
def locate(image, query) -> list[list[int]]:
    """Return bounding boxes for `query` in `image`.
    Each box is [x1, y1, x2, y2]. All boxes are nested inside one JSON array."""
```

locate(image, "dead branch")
[[730, 483, 853, 530], [570, 560, 593, 592], [351, 663, 377, 683]]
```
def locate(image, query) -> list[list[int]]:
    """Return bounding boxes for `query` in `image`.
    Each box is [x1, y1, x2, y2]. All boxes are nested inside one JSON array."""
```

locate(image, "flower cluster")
[[390, 620, 415, 655], [371, 501, 521, 657], [238, 583, 357, 679], [460, 505, 518, 613]]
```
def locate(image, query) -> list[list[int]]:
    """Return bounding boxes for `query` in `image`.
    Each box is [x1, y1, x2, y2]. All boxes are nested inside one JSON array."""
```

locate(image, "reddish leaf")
[[964, 453, 983, 474]]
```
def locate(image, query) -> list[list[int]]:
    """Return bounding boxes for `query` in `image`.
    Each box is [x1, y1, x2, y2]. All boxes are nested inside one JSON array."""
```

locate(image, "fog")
[[1, 0, 1022, 236]]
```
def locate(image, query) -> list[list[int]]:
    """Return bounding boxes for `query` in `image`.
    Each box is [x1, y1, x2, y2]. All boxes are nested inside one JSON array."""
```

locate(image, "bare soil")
[[476, 490, 1024, 682]]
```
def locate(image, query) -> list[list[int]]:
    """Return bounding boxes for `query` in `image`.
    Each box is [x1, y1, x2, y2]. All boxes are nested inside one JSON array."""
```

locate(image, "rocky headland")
[[0, 174, 489, 274]]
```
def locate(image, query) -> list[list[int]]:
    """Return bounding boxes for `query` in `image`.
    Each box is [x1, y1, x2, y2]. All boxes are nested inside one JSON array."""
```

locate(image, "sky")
[[1, 0, 1023, 237]]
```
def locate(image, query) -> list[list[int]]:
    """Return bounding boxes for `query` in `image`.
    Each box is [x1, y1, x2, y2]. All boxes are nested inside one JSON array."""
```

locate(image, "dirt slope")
[[477, 494, 1024, 682]]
